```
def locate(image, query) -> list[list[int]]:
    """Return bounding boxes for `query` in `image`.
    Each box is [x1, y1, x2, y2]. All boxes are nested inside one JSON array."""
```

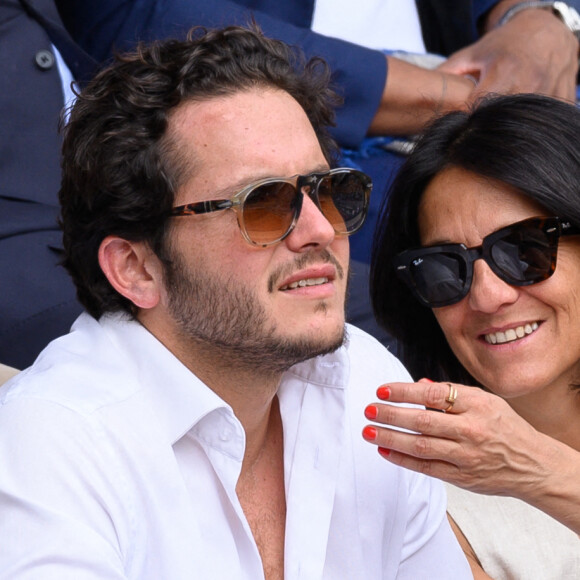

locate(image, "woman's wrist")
[[518, 433, 580, 533]]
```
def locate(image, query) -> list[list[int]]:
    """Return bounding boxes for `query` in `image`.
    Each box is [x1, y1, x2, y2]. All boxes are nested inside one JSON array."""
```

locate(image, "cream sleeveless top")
[[445, 483, 580, 579]]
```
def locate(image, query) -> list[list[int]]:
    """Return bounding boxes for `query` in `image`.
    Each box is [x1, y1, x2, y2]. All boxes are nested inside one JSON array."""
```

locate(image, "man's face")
[[152, 88, 350, 372]]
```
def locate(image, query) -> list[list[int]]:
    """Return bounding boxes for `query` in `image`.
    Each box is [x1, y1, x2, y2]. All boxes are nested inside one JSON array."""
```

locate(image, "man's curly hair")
[[59, 24, 342, 318]]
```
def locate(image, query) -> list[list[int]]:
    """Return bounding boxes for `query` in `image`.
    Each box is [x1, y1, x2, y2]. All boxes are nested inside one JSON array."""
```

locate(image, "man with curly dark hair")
[[0, 26, 471, 578]]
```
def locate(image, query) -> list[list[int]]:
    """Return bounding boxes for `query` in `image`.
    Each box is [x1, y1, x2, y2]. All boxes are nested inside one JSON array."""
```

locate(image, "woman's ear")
[[98, 236, 163, 310]]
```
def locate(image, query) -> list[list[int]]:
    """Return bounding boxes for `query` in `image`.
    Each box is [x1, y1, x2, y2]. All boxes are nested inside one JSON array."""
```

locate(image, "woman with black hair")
[[365, 93, 580, 579]]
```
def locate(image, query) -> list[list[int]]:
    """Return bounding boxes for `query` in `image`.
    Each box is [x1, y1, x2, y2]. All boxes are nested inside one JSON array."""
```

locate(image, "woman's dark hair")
[[370, 93, 580, 385], [59, 24, 342, 319]]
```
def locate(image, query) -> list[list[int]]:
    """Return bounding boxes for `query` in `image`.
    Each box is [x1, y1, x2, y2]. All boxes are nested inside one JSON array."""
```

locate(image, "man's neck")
[[139, 311, 285, 434], [236, 395, 286, 580], [186, 343, 287, 579], [140, 314, 289, 578], [183, 348, 284, 443]]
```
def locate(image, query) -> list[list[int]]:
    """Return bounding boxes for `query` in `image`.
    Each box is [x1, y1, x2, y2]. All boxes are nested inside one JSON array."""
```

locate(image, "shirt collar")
[[95, 313, 350, 446], [282, 330, 351, 392], [97, 313, 231, 446]]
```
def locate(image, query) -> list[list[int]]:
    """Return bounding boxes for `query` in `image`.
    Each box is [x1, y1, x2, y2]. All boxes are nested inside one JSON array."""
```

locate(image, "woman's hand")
[[362, 379, 557, 497], [362, 379, 580, 533]]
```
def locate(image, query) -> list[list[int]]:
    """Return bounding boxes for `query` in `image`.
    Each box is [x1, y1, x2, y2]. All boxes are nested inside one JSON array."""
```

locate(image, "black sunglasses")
[[170, 168, 372, 247], [394, 216, 580, 308]]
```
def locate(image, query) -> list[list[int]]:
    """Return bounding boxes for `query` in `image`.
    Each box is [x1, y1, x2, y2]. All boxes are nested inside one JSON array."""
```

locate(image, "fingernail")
[[364, 405, 378, 420], [378, 447, 391, 458], [377, 386, 391, 400], [420, 378, 434, 383], [362, 426, 377, 441]]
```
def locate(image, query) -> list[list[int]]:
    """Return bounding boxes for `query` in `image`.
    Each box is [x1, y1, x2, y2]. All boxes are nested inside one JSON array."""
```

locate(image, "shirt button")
[[35, 49, 55, 71], [219, 430, 231, 442]]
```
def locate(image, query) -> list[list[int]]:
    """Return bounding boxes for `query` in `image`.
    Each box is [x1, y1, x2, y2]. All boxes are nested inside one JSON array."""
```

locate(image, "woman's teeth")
[[484, 322, 539, 345]]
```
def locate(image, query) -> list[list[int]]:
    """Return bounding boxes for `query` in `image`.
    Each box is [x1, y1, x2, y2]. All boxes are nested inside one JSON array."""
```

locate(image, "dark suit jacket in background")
[[0, 0, 83, 368]]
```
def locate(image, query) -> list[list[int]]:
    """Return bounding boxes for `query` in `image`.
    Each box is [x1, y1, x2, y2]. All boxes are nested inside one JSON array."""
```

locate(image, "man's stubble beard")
[[162, 248, 348, 375]]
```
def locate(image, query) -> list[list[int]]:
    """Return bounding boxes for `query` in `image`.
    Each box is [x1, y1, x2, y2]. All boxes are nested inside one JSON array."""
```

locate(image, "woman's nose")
[[467, 259, 520, 312]]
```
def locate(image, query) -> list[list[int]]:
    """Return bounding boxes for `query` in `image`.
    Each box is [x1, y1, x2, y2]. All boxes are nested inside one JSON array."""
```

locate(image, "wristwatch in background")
[[498, 0, 580, 42]]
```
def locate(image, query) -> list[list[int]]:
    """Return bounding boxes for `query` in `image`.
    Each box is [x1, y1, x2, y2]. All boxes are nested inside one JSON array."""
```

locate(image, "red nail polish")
[[362, 426, 377, 441], [378, 447, 391, 458], [377, 386, 391, 400], [364, 404, 378, 420], [421, 378, 434, 383]]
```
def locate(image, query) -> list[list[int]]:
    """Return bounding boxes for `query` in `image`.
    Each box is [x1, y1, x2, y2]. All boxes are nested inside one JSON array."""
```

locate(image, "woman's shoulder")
[[445, 483, 580, 579]]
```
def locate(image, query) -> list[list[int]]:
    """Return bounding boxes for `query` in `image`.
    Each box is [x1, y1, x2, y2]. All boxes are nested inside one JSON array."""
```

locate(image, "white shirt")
[[52, 44, 76, 115], [0, 313, 471, 579], [311, 0, 426, 53]]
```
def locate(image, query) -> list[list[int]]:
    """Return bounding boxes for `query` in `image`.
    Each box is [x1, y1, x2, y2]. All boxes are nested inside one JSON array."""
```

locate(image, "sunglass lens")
[[243, 182, 298, 244], [317, 171, 369, 234], [408, 251, 468, 306], [490, 225, 556, 284]]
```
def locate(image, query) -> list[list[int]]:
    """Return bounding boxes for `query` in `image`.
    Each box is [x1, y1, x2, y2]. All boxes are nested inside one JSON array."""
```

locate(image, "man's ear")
[[98, 236, 163, 310]]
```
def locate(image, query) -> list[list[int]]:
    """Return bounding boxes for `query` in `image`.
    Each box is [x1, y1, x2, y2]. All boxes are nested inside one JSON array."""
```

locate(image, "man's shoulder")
[[0, 313, 144, 415]]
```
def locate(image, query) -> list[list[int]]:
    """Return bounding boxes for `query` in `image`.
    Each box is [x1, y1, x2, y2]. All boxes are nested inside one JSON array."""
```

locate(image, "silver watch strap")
[[497, 0, 557, 26]]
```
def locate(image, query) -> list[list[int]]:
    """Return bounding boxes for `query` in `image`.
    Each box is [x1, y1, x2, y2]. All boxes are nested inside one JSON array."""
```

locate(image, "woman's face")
[[418, 166, 580, 401]]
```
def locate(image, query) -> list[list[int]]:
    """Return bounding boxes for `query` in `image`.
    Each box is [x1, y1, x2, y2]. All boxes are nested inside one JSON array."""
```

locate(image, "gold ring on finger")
[[444, 383, 458, 413]]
